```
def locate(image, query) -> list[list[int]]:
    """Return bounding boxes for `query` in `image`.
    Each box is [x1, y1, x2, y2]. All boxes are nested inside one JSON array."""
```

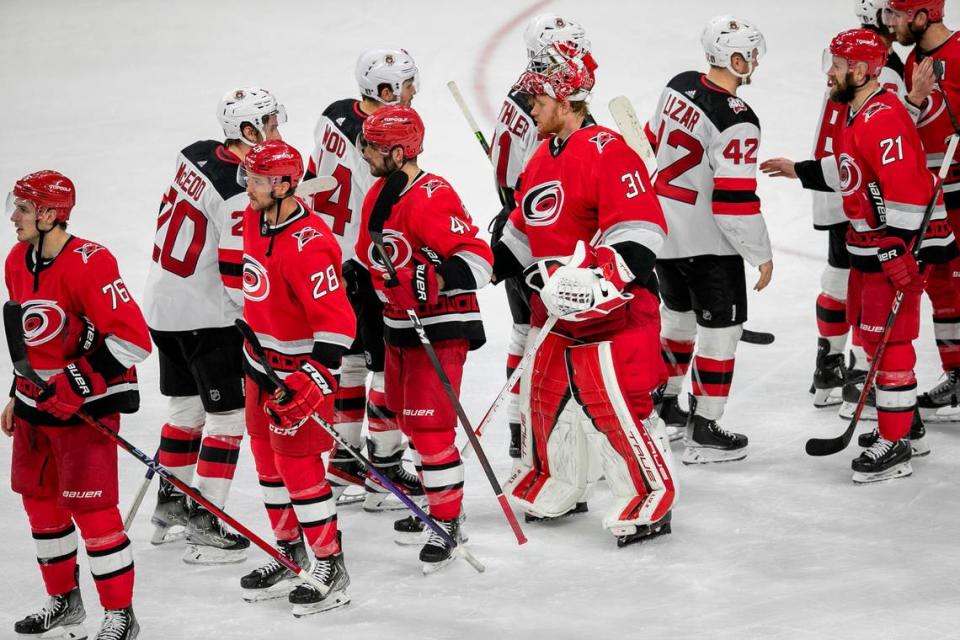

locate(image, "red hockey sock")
[[249, 435, 299, 542], [872, 342, 917, 442], [73, 507, 133, 610], [195, 434, 241, 508], [816, 293, 849, 354], [692, 355, 735, 419], [158, 423, 202, 485], [274, 454, 339, 557], [661, 338, 694, 396], [413, 434, 463, 521], [22, 497, 78, 597]]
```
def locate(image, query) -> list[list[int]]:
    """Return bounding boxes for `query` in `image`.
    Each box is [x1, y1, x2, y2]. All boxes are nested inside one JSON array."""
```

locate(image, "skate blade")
[[839, 403, 877, 421], [422, 556, 456, 575], [616, 523, 672, 548], [394, 530, 427, 546], [24, 623, 88, 640], [666, 426, 685, 442], [681, 446, 747, 465], [291, 592, 350, 617], [150, 525, 186, 546], [852, 461, 913, 484], [919, 406, 960, 423], [362, 492, 426, 513], [911, 439, 931, 458], [182, 544, 248, 565], [813, 387, 843, 408], [335, 491, 365, 507], [242, 579, 296, 603]]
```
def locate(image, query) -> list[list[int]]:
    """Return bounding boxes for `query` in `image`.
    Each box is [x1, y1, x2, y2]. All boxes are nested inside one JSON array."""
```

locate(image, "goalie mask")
[[514, 42, 598, 102]]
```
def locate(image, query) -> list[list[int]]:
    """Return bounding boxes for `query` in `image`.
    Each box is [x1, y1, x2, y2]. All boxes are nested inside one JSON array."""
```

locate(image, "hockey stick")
[[122, 447, 159, 531], [370, 233, 528, 546], [805, 133, 960, 456], [446, 80, 512, 208], [235, 319, 485, 572], [294, 176, 337, 198], [2, 302, 328, 594]]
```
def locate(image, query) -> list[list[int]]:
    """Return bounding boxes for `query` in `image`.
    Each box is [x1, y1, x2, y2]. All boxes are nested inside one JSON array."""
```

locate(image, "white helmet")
[[217, 87, 287, 145], [855, 0, 888, 27], [522, 14, 590, 61], [701, 15, 767, 81], [355, 48, 419, 104]]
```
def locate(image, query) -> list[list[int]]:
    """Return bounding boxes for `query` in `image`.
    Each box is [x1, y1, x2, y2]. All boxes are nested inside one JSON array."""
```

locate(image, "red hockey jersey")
[[5, 236, 152, 425], [354, 172, 493, 349], [241, 198, 355, 392]]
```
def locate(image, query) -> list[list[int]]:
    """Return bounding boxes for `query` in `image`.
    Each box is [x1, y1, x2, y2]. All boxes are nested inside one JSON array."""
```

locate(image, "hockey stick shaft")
[[805, 132, 960, 456], [371, 236, 528, 545], [235, 320, 485, 571], [446, 81, 511, 208], [122, 447, 159, 531], [0, 303, 327, 594]]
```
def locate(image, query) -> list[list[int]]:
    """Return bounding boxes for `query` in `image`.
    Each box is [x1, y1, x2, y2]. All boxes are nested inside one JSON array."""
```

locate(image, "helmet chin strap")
[[729, 58, 756, 85]]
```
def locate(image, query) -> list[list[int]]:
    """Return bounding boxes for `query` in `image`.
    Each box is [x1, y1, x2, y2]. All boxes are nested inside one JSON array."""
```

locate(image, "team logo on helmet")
[[367, 229, 412, 273], [22, 300, 66, 347], [74, 242, 104, 265], [385, 54, 395, 65], [838, 153, 863, 197], [522, 181, 565, 227], [588, 131, 616, 153], [242, 256, 270, 302], [292, 227, 322, 252]]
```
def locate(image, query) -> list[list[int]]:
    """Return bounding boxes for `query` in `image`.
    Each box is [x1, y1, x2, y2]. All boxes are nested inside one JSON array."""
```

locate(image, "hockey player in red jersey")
[[4, 171, 151, 639], [488, 13, 592, 475], [644, 15, 773, 463], [492, 42, 675, 546], [761, 29, 955, 482], [884, 0, 960, 422], [353, 106, 493, 571], [144, 87, 286, 562], [236, 140, 355, 613], [304, 48, 423, 510]]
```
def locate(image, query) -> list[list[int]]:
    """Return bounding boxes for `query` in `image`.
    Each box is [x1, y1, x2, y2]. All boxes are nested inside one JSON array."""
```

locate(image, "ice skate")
[[289, 553, 350, 617], [682, 415, 748, 464], [182, 504, 250, 564], [524, 501, 588, 523], [328, 447, 366, 506], [851, 437, 912, 484], [653, 386, 693, 442], [362, 442, 424, 512], [811, 339, 847, 408], [857, 410, 929, 457], [420, 516, 466, 575], [918, 369, 960, 423], [93, 608, 137, 640], [838, 374, 876, 421], [240, 538, 310, 602], [614, 511, 673, 548], [149, 478, 188, 545], [14, 585, 86, 639], [394, 513, 468, 546]]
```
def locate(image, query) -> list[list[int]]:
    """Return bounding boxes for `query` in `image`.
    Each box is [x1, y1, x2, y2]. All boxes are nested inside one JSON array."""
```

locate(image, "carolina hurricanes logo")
[[74, 242, 104, 264], [292, 227, 321, 252], [728, 97, 747, 114], [422, 179, 447, 198], [367, 229, 412, 273], [22, 300, 67, 347], [838, 153, 863, 197], [588, 131, 616, 153], [242, 256, 270, 302], [862, 102, 891, 123], [918, 88, 947, 128], [522, 181, 564, 227]]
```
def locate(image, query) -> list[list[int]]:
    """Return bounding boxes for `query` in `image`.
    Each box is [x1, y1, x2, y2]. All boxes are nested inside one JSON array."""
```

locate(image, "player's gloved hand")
[[63, 314, 100, 358], [539, 241, 634, 321], [37, 359, 107, 421], [877, 237, 924, 292], [383, 259, 439, 309], [264, 361, 335, 435]]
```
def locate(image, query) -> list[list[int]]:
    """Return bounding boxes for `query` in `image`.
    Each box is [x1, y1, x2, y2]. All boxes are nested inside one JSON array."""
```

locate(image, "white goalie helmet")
[[217, 87, 287, 144], [855, 0, 888, 27], [701, 15, 767, 80], [356, 48, 419, 104], [523, 14, 591, 61]]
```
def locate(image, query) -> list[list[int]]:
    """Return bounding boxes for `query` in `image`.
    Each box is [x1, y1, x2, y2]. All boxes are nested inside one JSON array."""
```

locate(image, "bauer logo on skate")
[[21, 300, 67, 347], [367, 229, 412, 272], [838, 153, 863, 197], [522, 180, 564, 226], [242, 256, 270, 302]]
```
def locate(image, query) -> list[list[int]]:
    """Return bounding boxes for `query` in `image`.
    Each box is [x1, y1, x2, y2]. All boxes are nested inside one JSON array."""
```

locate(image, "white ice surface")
[[1, 1, 959, 639]]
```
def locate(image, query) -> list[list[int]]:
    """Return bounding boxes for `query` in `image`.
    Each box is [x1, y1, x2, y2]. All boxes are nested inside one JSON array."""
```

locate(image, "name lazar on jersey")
[[662, 94, 702, 131]]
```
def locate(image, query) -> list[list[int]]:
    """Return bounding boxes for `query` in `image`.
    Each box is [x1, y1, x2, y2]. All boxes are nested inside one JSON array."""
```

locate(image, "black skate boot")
[[93, 607, 138, 640], [857, 409, 929, 457], [363, 440, 424, 512], [182, 503, 250, 565], [288, 552, 350, 617], [14, 582, 86, 639], [327, 446, 366, 506], [851, 437, 912, 484], [615, 510, 673, 548], [240, 537, 310, 602], [149, 478, 188, 545], [918, 369, 960, 422], [394, 513, 468, 545], [682, 414, 748, 464], [839, 375, 875, 421], [812, 339, 847, 408], [653, 385, 693, 442], [420, 516, 466, 575], [524, 501, 589, 523]]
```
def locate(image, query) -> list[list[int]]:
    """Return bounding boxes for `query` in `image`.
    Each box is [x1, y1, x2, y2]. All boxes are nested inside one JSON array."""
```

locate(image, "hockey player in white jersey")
[[304, 48, 424, 510], [143, 87, 286, 563], [644, 16, 774, 464], [488, 14, 592, 481]]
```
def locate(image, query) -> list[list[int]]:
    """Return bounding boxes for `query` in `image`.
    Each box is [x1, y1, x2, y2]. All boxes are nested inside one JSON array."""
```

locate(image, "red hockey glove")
[[264, 361, 335, 435], [383, 259, 439, 309], [37, 359, 107, 421], [876, 237, 924, 292]]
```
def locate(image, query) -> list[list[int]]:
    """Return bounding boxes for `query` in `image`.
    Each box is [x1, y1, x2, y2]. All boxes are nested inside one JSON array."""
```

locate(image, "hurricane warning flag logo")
[[293, 227, 322, 252]]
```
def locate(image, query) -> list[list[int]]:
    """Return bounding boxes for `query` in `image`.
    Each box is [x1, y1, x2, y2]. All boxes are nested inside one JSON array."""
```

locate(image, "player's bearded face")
[[531, 95, 563, 135], [245, 174, 279, 211], [361, 142, 401, 177], [885, 9, 922, 45]]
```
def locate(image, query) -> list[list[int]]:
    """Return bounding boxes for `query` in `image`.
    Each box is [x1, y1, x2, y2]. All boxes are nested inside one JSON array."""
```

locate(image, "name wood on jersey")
[[662, 94, 701, 132], [175, 161, 207, 202], [321, 123, 348, 159]]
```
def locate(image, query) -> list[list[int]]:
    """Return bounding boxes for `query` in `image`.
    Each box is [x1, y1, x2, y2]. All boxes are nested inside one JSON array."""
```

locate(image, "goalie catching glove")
[[529, 240, 634, 321], [264, 361, 336, 435]]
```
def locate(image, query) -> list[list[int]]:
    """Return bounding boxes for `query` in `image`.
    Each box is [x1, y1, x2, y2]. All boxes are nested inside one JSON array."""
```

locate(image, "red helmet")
[[13, 170, 76, 223], [242, 139, 303, 189], [361, 105, 425, 158], [829, 28, 888, 77], [887, 0, 945, 22]]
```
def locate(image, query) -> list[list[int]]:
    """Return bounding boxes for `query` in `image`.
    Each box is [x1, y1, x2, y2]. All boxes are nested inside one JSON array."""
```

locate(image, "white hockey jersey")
[[144, 141, 246, 332], [811, 54, 907, 228], [644, 71, 772, 266], [305, 98, 375, 262], [490, 89, 541, 194]]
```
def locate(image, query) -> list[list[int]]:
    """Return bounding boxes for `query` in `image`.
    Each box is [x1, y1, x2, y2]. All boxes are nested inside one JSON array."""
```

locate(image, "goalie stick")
[[608, 95, 776, 347], [2, 301, 331, 595]]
